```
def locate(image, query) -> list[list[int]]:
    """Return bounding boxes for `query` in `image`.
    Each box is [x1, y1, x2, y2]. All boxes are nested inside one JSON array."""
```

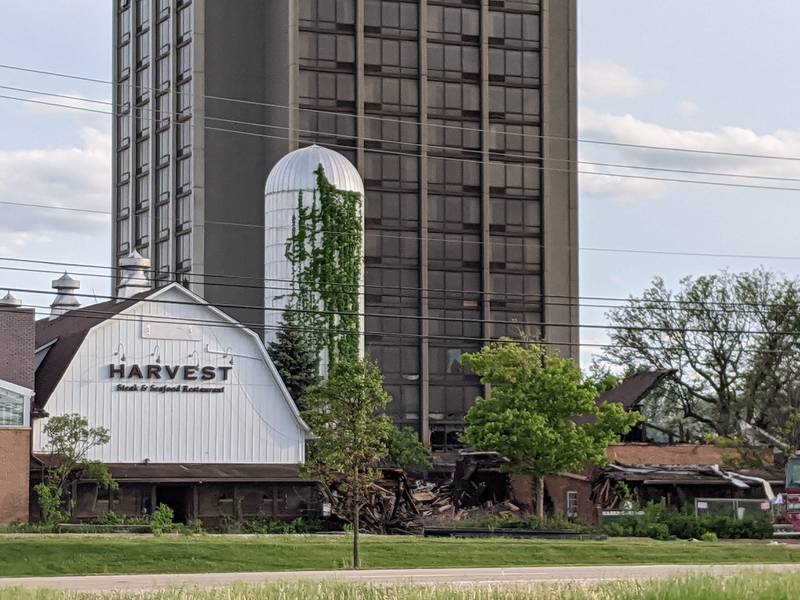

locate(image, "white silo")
[[264, 144, 365, 357]]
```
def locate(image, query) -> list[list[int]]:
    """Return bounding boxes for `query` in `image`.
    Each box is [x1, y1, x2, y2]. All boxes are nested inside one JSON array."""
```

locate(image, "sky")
[[0, 1, 799, 366]]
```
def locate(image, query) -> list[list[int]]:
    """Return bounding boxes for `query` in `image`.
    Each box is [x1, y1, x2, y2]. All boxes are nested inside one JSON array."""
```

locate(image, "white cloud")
[[579, 109, 800, 201], [0, 127, 111, 245], [581, 60, 646, 99], [677, 100, 700, 116], [580, 170, 668, 202], [0, 231, 51, 256]]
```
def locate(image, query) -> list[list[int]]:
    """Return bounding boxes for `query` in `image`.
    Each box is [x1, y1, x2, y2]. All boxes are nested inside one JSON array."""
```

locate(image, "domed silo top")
[[265, 144, 364, 196]]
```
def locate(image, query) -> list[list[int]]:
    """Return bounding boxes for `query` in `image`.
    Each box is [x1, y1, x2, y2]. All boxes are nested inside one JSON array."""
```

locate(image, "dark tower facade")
[[112, 0, 578, 447]]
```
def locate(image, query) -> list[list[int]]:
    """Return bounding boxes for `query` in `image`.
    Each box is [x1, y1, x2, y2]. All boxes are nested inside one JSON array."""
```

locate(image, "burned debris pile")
[[326, 452, 517, 534]]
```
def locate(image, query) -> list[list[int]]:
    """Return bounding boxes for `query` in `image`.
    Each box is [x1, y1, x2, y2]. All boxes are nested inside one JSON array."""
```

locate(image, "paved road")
[[2, 564, 800, 592]]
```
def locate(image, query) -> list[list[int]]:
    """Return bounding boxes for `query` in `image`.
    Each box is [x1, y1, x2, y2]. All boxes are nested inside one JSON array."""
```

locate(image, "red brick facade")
[[0, 429, 31, 524], [0, 306, 34, 525], [511, 473, 598, 525]]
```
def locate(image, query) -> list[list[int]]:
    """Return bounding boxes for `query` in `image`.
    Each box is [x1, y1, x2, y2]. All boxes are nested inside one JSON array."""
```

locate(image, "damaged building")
[[510, 371, 784, 525]]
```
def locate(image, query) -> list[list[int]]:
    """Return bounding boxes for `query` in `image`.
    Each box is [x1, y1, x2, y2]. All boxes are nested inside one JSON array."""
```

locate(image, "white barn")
[[33, 266, 319, 524]]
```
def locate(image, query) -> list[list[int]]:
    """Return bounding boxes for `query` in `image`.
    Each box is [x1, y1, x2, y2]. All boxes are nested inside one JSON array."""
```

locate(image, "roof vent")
[[117, 251, 152, 300], [0, 291, 22, 309], [50, 272, 81, 320]]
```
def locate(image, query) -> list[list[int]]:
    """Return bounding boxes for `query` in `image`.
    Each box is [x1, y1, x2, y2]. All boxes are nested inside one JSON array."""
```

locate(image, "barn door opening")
[[156, 485, 191, 523]]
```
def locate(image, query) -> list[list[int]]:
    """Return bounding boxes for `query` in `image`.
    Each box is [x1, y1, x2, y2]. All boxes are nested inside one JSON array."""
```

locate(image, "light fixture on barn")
[[223, 347, 234, 366], [150, 344, 161, 364], [188, 350, 200, 366], [113, 343, 126, 363]]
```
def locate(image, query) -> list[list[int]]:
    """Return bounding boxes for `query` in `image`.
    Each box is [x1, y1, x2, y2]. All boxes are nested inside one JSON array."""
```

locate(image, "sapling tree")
[[34, 413, 116, 524], [301, 358, 393, 569], [462, 341, 640, 518]]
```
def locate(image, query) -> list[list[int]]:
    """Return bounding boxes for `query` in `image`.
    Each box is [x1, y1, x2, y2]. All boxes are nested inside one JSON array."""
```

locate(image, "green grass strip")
[[0, 536, 799, 578]]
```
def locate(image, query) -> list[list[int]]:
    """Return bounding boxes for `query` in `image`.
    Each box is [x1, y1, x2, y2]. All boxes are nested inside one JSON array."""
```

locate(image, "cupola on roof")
[[265, 144, 364, 195]]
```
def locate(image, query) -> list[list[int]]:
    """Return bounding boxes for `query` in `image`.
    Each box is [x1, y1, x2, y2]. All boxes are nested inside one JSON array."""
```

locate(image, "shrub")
[[223, 515, 322, 535], [459, 513, 596, 533], [604, 502, 774, 540], [150, 504, 175, 536], [95, 511, 123, 525], [182, 518, 205, 534], [646, 522, 670, 540], [604, 522, 625, 537], [701, 531, 719, 542], [34, 483, 67, 526]]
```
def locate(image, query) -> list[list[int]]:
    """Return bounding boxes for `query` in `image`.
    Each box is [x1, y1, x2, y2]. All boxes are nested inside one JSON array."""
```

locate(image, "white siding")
[[34, 286, 307, 465]]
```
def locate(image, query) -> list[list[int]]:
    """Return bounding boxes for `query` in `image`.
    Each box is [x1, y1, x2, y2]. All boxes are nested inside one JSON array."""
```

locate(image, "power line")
[[7, 90, 800, 196], [3, 62, 800, 163], [10, 280, 800, 339], [11, 82, 792, 186], [0, 197, 109, 215], [24, 297, 797, 357], [9, 81, 800, 185], [0, 259, 794, 322], [4, 90, 800, 195], [2, 254, 799, 312]]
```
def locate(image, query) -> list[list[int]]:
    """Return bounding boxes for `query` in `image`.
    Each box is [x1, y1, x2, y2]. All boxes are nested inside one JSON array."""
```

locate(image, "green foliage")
[[302, 358, 394, 568], [183, 519, 205, 535], [701, 531, 719, 542], [283, 166, 363, 369], [150, 504, 175, 536], [600, 269, 800, 437], [781, 409, 800, 455], [267, 312, 320, 408], [385, 427, 432, 471], [458, 513, 597, 534], [604, 502, 774, 540], [33, 483, 67, 526], [93, 512, 151, 527], [645, 522, 670, 540], [95, 511, 121, 525], [462, 341, 641, 516], [235, 516, 321, 535], [0, 522, 57, 534], [36, 414, 116, 524]]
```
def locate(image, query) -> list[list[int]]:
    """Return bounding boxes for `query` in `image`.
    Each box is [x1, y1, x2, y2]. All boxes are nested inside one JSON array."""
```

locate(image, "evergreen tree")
[[267, 313, 320, 409]]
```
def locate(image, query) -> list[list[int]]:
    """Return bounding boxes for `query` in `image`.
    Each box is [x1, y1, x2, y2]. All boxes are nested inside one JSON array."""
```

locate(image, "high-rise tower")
[[112, 0, 579, 446]]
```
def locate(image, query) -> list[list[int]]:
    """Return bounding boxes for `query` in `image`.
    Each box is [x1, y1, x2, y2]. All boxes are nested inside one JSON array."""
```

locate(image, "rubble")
[[326, 452, 517, 534]]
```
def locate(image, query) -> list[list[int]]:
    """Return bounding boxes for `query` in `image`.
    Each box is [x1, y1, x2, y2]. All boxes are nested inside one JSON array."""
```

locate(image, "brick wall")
[[0, 307, 35, 389], [544, 475, 596, 525], [0, 429, 31, 525], [510, 473, 598, 525], [0, 306, 34, 525]]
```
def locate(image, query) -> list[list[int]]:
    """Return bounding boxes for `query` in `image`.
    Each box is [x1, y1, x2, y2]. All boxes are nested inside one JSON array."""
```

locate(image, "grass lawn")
[[3, 573, 800, 600], [0, 536, 799, 578]]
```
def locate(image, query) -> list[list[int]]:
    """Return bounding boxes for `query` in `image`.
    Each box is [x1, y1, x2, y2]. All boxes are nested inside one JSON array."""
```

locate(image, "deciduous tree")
[[600, 269, 800, 437], [34, 414, 116, 524], [301, 359, 394, 569], [385, 426, 432, 471], [462, 341, 639, 518]]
